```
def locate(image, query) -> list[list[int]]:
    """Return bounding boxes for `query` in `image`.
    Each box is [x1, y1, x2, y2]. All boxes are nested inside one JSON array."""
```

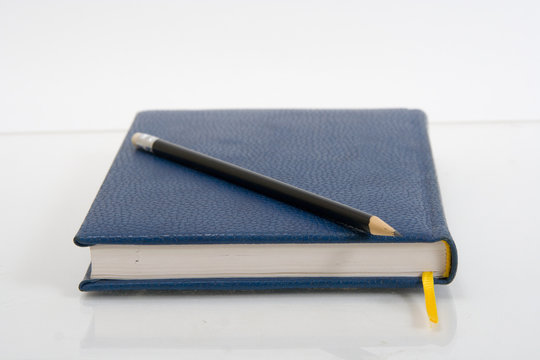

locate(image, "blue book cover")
[[74, 109, 457, 291]]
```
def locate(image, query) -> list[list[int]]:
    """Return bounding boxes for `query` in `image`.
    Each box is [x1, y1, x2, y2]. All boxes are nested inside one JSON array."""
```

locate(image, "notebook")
[[75, 109, 457, 296]]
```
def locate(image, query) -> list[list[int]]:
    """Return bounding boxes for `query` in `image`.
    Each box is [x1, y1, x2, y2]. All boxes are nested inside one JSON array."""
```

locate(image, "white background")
[[1, 0, 540, 133], [1, 1, 539, 359]]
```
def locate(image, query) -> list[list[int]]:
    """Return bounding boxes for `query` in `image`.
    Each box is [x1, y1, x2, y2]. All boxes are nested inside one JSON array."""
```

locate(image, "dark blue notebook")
[[75, 109, 457, 291]]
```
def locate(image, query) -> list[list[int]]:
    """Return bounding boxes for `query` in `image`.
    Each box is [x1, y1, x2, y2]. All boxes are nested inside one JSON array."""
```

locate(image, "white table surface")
[[1, 121, 539, 359]]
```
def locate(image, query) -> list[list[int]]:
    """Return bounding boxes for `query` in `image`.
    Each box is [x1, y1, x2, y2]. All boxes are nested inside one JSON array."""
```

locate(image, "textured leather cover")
[[75, 109, 457, 291]]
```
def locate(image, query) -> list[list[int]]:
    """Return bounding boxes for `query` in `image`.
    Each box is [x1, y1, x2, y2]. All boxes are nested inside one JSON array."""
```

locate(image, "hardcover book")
[[74, 109, 457, 294]]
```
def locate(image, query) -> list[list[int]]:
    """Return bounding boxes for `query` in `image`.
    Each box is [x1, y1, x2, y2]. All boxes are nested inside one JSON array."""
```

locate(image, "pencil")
[[131, 132, 400, 237]]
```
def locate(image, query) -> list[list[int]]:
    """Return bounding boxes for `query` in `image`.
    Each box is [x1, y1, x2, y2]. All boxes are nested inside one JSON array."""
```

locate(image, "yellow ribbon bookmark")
[[422, 271, 438, 323]]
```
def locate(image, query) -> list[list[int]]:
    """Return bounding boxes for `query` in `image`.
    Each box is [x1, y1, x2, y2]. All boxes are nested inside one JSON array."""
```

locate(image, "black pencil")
[[132, 132, 400, 237]]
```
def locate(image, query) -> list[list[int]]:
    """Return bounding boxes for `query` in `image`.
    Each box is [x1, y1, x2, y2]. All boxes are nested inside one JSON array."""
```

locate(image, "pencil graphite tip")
[[368, 216, 400, 237], [393, 230, 402, 237]]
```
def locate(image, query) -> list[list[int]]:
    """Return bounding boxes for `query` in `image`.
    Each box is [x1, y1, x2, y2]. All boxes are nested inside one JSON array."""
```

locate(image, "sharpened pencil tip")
[[368, 216, 400, 237]]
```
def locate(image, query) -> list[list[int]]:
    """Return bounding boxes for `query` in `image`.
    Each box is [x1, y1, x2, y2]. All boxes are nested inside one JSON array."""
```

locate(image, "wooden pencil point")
[[368, 216, 400, 237]]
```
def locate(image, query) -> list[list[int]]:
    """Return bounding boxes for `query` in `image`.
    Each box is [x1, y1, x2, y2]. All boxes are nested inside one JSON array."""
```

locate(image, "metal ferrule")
[[131, 132, 159, 152]]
